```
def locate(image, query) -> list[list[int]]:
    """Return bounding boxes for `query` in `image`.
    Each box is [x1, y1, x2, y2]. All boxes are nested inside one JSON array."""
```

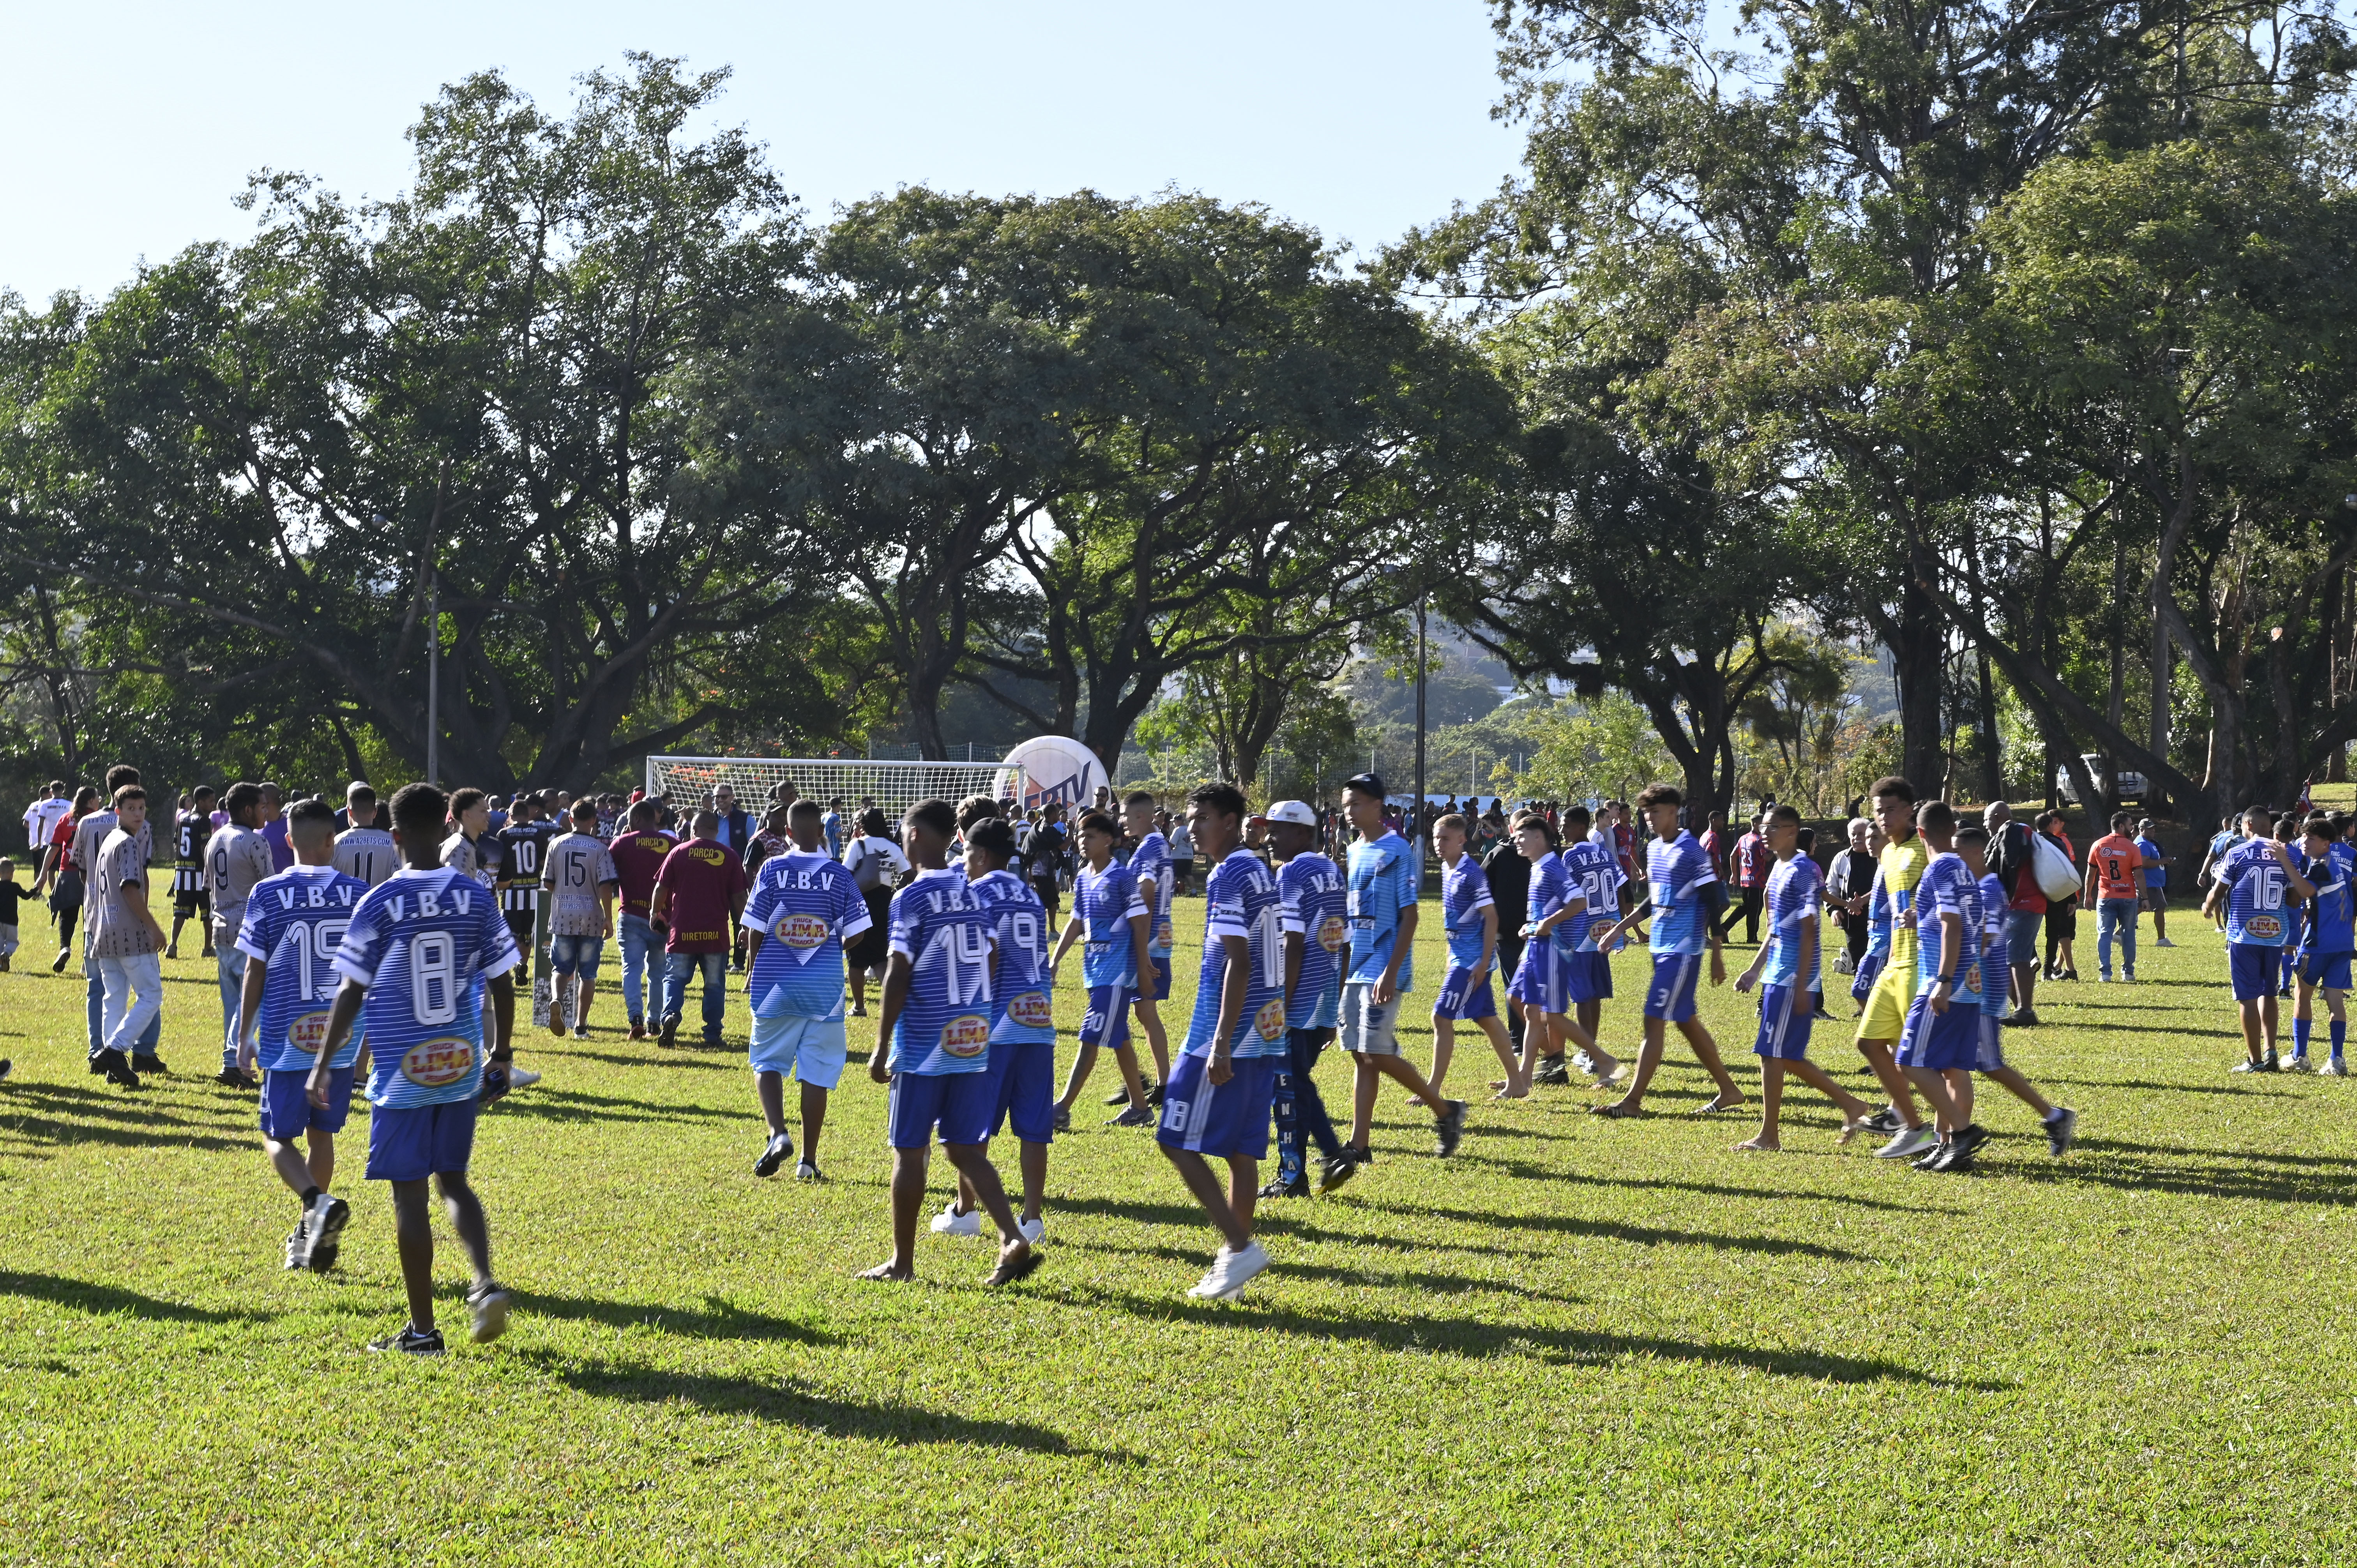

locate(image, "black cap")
[[1342, 772, 1385, 798]]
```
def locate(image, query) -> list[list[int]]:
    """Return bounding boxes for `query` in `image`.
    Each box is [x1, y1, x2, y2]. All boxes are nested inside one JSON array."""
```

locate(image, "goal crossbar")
[[644, 756, 1028, 822]]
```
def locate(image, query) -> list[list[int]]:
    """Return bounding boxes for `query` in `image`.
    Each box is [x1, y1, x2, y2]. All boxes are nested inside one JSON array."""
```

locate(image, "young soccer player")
[[1889, 801, 1985, 1170], [1430, 812, 1524, 1100], [0, 855, 21, 974], [936, 817, 1055, 1239], [440, 788, 494, 888], [1336, 773, 1466, 1164], [1732, 805, 1876, 1151], [541, 799, 620, 1042], [1956, 825, 2079, 1157], [2203, 807, 2313, 1072], [742, 799, 869, 1182], [1157, 782, 1289, 1300], [333, 785, 399, 887], [860, 798, 1037, 1287], [1121, 789, 1177, 1100], [1048, 811, 1157, 1128], [1557, 804, 1629, 1080], [1263, 800, 1348, 1198], [234, 799, 371, 1270], [1844, 777, 1938, 1158], [166, 784, 216, 959], [89, 786, 167, 1091], [1509, 810, 1622, 1091], [2289, 812, 2354, 1074], [1592, 784, 1745, 1118], [310, 782, 522, 1355], [496, 794, 558, 1025], [205, 782, 276, 1086], [2085, 812, 2145, 983]]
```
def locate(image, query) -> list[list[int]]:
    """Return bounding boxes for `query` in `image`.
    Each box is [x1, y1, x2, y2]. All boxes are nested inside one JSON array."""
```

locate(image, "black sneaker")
[[96, 1049, 141, 1090], [1145, 1081, 1166, 1108], [2009, 1009, 2039, 1028], [2262, 1050, 2282, 1073], [2043, 1107, 2078, 1158], [1937, 1146, 1976, 1173], [657, 1016, 680, 1050], [1318, 1153, 1359, 1194], [368, 1323, 445, 1356], [51, 947, 71, 973], [1105, 1084, 1134, 1105], [1954, 1123, 1991, 1158], [132, 1053, 167, 1074], [1861, 1106, 1905, 1135], [88, 1052, 107, 1076], [1912, 1140, 1950, 1170], [1259, 1173, 1310, 1199], [754, 1132, 794, 1178], [0, 1058, 11, 1083], [1532, 1056, 1571, 1086], [1052, 1105, 1071, 1134], [214, 1065, 258, 1089], [1106, 1105, 1154, 1128], [1434, 1099, 1468, 1157], [302, 1194, 352, 1272]]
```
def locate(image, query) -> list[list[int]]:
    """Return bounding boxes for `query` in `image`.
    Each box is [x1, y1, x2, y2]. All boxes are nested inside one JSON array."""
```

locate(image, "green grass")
[[4, 887, 2355, 1565]]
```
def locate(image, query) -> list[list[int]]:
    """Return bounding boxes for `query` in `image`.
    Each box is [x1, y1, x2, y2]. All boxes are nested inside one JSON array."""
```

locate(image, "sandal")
[[1588, 1101, 1644, 1119]]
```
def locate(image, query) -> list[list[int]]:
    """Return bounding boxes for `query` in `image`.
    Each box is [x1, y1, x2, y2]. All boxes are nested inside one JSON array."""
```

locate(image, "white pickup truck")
[[2055, 752, 2148, 804]]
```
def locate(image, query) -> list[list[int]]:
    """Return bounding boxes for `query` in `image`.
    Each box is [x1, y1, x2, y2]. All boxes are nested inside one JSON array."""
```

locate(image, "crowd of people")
[[18, 755, 2302, 1353]]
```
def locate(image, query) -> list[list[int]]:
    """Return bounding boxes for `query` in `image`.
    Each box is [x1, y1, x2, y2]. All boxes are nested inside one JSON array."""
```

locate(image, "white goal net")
[[643, 756, 1029, 824]]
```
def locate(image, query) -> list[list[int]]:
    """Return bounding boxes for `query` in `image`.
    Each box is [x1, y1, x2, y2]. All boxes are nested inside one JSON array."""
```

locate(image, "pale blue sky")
[[2, 0, 1526, 302]]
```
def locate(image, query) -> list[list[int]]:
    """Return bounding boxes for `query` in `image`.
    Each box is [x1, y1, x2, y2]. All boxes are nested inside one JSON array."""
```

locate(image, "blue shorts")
[[2004, 909, 2043, 960], [2301, 952, 2353, 991], [1565, 948, 1613, 1005], [885, 1069, 995, 1149], [1507, 943, 1562, 1011], [549, 932, 603, 977], [1850, 949, 1886, 1005], [1435, 964, 1497, 1021], [1751, 984, 1814, 1060], [1156, 1051, 1277, 1161], [1081, 985, 1132, 1052], [984, 1038, 1057, 1143], [749, 1012, 849, 1088], [1895, 990, 1981, 1072], [1644, 952, 1703, 1023], [260, 1065, 354, 1139], [366, 1097, 479, 1182], [1975, 1008, 2007, 1072], [1140, 945, 1173, 1003], [2229, 941, 2284, 1002]]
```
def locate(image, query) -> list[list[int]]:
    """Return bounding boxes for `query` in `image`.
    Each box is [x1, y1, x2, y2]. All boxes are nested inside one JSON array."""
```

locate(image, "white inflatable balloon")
[[998, 736, 1105, 810]]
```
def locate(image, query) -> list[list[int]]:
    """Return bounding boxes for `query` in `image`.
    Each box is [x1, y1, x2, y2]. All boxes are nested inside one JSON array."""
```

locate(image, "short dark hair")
[[692, 809, 721, 835], [113, 784, 146, 807], [904, 798, 956, 839], [1917, 800, 1957, 837], [1078, 810, 1120, 842], [347, 782, 377, 808], [390, 782, 449, 836], [288, 798, 337, 835], [449, 787, 487, 819], [1562, 804, 1592, 831], [955, 794, 1002, 832], [572, 799, 601, 823], [1635, 782, 1682, 811], [1796, 825, 1817, 853], [2306, 813, 2336, 839], [105, 764, 140, 793], [1124, 789, 1157, 809], [629, 798, 659, 826], [1765, 802, 1801, 827], [1871, 775, 1918, 805], [2111, 811, 2135, 832], [1190, 782, 1248, 825], [1956, 823, 1990, 849], [1511, 810, 1558, 846], [859, 808, 891, 837], [221, 782, 264, 819], [966, 819, 1018, 862], [789, 798, 823, 825], [191, 784, 217, 803]]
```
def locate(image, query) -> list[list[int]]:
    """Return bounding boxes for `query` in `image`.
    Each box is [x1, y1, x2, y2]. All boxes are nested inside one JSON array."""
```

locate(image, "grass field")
[[4, 881, 2355, 1566]]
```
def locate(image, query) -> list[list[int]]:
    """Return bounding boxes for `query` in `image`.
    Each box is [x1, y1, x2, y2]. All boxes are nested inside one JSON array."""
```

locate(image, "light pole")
[[1413, 597, 1428, 861]]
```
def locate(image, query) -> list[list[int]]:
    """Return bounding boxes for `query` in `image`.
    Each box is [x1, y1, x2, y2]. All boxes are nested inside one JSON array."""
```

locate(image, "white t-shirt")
[[24, 796, 71, 854], [843, 835, 908, 893]]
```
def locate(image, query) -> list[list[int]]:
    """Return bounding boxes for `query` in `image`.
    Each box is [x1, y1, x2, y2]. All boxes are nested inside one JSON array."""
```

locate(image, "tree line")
[[4, 7, 2355, 822]]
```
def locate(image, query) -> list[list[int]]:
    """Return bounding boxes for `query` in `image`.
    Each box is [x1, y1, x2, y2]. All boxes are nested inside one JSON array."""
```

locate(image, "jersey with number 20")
[[332, 867, 521, 1109], [236, 864, 373, 1072], [1186, 848, 1286, 1060]]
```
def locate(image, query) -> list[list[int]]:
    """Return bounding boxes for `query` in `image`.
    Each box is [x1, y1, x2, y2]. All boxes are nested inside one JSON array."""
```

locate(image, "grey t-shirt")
[[89, 827, 159, 959], [333, 826, 398, 887], [204, 824, 275, 943], [541, 831, 620, 936]]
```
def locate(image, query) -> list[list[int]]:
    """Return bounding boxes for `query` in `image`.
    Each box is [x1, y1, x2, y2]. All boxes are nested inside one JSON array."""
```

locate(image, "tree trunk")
[[1977, 645, 2002, 805], [2104, 538, 2126, 814], [1895, 537, 1946, 794]]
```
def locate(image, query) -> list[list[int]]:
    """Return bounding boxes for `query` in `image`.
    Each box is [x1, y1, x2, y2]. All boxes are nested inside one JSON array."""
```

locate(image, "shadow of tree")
[[0, 1271, 265, 1323], [524, 1291, 836, 1345]]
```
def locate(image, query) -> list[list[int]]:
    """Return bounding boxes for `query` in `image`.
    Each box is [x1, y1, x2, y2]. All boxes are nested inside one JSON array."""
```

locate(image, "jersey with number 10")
[[236, 865, 373, 1071], [2217, 839, 2293, 947], [974, 869, 1055, 1045], [887, 869, 998, 1075], [1187, 848, 1286, 1059], [332, 867, 521, 1108]]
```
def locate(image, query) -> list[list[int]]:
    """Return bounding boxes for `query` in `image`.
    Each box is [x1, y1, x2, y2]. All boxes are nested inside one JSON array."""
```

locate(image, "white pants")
[[98, 952, 163, 1056]]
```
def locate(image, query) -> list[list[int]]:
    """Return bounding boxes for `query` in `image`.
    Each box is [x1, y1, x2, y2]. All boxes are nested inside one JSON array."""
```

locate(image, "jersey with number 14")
[[236, 865, 373, 1071], [2217, 839, 2293, 947], [1186, 849, 1286, 1059], [332, 868, 521, 1108], [887, 869, 998, 1075]]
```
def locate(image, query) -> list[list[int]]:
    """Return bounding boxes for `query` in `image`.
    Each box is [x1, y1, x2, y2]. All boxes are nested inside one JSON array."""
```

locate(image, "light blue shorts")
[[749, 1011, 849, 1088]]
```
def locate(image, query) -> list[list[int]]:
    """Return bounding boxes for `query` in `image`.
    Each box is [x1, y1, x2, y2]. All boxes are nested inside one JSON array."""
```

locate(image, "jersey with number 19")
[[332, 867, 521, 1107], [974, 869, 1055, 1045], [1186, 848, 1287, 1058], [237, 865, 374, 1071]]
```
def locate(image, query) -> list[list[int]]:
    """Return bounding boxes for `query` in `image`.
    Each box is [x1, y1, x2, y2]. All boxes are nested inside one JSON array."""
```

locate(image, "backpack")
[[2030, 831, 2080, 902]]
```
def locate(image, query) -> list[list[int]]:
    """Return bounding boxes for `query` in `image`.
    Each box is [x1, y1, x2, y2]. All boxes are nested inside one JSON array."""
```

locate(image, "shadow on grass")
[[527, 1291, 836, 1345], [539, 1354, 1128, 1457], [0, 1270, 265, 1323], [2039, 1076, 2299, 1098], [490, 1087, 739, 1127], [1377, 1200, 1871, 1262], [1556, 1170, 1963, 1215], [554, 1047, 733, 1073], [1088, 1291, 1991, 1387], [2004, 1137, 2357, 1204], [0, 1083, 253, 1154]]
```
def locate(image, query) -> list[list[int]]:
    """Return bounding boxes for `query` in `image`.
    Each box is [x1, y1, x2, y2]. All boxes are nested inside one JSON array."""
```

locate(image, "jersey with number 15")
[[332, 867, 521, 1109], [1185, 848, 1286, 1060], [236, 864, 373, 1072]]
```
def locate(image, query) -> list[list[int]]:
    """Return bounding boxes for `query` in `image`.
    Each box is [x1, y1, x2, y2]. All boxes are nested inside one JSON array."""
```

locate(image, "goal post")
[[643, 756, 1028, 823]]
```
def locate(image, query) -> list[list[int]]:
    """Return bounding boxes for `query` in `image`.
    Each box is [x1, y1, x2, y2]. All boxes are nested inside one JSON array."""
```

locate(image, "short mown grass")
[[2, 881, 2352, 1565]]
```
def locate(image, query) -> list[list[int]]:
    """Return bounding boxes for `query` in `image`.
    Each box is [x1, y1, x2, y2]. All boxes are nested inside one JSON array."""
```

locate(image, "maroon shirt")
[[654, 836, 747, 953], [607, 828, 677, 918]]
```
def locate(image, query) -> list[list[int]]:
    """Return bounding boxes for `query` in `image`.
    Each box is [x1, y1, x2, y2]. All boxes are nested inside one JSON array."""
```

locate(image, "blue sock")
[[2295, 1018, 2312, 1057], [2334, 1021, 2346, 1059]]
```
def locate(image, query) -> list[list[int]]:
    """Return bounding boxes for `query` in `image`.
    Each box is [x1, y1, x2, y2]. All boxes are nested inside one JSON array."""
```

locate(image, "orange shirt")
[[2090, 833, 2144, 901]]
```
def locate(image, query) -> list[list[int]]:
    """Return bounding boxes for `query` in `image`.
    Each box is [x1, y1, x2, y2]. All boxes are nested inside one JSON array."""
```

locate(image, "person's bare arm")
[[1376, 906, 1417, 1005], [309, 979, 369, 1107], [870, 952, 913, 1083], [1929, 912, 1961, 1013], [1792, 915, 1816, 1016], [236, 956, 269, 1072], [1209, 931, 1248, 1085]]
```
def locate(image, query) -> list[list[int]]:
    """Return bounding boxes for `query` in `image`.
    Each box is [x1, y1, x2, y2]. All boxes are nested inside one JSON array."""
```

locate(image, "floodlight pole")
[[1414, 596, 1428, 860]]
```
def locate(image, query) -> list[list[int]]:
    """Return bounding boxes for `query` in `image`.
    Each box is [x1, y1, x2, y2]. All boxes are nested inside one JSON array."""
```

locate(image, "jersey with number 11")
[[236, 864, 373, 1072], [332, 867, 521, 1108], [1186, 849, 1286, 1060]]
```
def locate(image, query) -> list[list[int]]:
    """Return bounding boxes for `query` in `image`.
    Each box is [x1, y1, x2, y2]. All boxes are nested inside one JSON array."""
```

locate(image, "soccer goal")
[[643, 756, 1028, 823]]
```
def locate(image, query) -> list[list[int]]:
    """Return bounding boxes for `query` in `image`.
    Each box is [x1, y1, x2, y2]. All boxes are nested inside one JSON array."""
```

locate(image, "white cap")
[[1265, 800, 1318, 827]]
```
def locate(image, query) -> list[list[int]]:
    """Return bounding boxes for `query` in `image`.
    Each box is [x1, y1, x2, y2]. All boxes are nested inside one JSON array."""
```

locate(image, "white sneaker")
[[1571, 1050, 1595, 1075], [505, 1066, 542, 1089], [2154, 937, 2176, 948], [1207, 1239, 1271, 1300], [2326, 1057, 2351, 1077], [1875, 1124, 1938, 1160], [929, 1202, 982, 1238], [468, 1283, 513, 1344], [1016, 1215, 1046, 1245]]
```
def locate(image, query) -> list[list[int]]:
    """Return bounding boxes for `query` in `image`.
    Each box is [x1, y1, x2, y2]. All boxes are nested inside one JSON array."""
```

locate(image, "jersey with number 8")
[[1184, 848, 1286, 1060], [332, 866, 522, 1108], [236, 864, 373, 1072]]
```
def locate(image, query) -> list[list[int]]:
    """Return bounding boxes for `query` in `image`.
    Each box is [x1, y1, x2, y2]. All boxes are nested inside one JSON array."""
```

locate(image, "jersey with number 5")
[[332, 867, 521, 1108], [236, 865, 373, 1072], [1186, 849, 1287, 1061], [2218, 839, 2293, 947]]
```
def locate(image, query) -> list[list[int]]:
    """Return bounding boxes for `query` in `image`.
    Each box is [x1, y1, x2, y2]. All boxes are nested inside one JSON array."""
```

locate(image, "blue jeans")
[[618, 913, 656, 1022], [85, 959, 161, 1060], [661, 951, 728, 1044], [2097, 897, 2138, 978]]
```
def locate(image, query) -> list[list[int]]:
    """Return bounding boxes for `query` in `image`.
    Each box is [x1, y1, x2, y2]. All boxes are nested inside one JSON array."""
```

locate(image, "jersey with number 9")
[[236, 864, 373, 1072], [332, 867, 522, 1107]]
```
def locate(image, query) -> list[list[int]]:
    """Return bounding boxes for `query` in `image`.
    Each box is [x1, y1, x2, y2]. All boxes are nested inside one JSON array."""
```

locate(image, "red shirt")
[[1734, 832, 1769, 888], [654, 836, 747, 953], [607, 829, 677, 918], [2089, 833, 2144, 902]]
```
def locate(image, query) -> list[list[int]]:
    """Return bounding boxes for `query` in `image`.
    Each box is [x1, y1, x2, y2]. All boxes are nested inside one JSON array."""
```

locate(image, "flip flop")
[[1693, 1095, 1744, 1115], [1588, 1102, 1643, 1119], [985, 1247, 1044, 1288]]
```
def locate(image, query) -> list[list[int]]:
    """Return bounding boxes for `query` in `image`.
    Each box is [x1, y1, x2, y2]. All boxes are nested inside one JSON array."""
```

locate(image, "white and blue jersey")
[[1186, 849, 1287, 1059], [2216, 839, 2294, 947], [974, 869, 1055, 1045], [887, 869, 998, 1075], [236, 864, 373, 1072], [1524, 851, 1577, 947], [1760, 854, 1821, 992], [332, 867, 522, 1109], [2300, 842, 2356, 956], [743, 849, 870, 1021], [1977, 871, 2011, 1008], [1442, 855, 1496, 969], [1913, 852, 1984, 1003], [1558, 838, 1625, 952], [1130, 830, 1176, 960], [1074, 860, 1146, 989], [1345, 829, 1418, 992], [1278, 852, 1347, 1029], [1645, 832, 1717, 956]]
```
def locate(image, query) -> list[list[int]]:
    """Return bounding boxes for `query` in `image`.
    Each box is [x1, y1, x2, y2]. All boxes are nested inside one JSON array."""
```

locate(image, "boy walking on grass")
[[90, 787, 166, 1092], [2203, 807, 2312, 1074], [1956, 825, 2079, 1158], [743, 798, 871, 1182], [1731, 805, 1876, 1151]]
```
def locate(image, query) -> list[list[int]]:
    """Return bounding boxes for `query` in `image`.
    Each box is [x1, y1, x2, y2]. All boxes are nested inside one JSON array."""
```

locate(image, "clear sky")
[[1, 0, 1527, 304]]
